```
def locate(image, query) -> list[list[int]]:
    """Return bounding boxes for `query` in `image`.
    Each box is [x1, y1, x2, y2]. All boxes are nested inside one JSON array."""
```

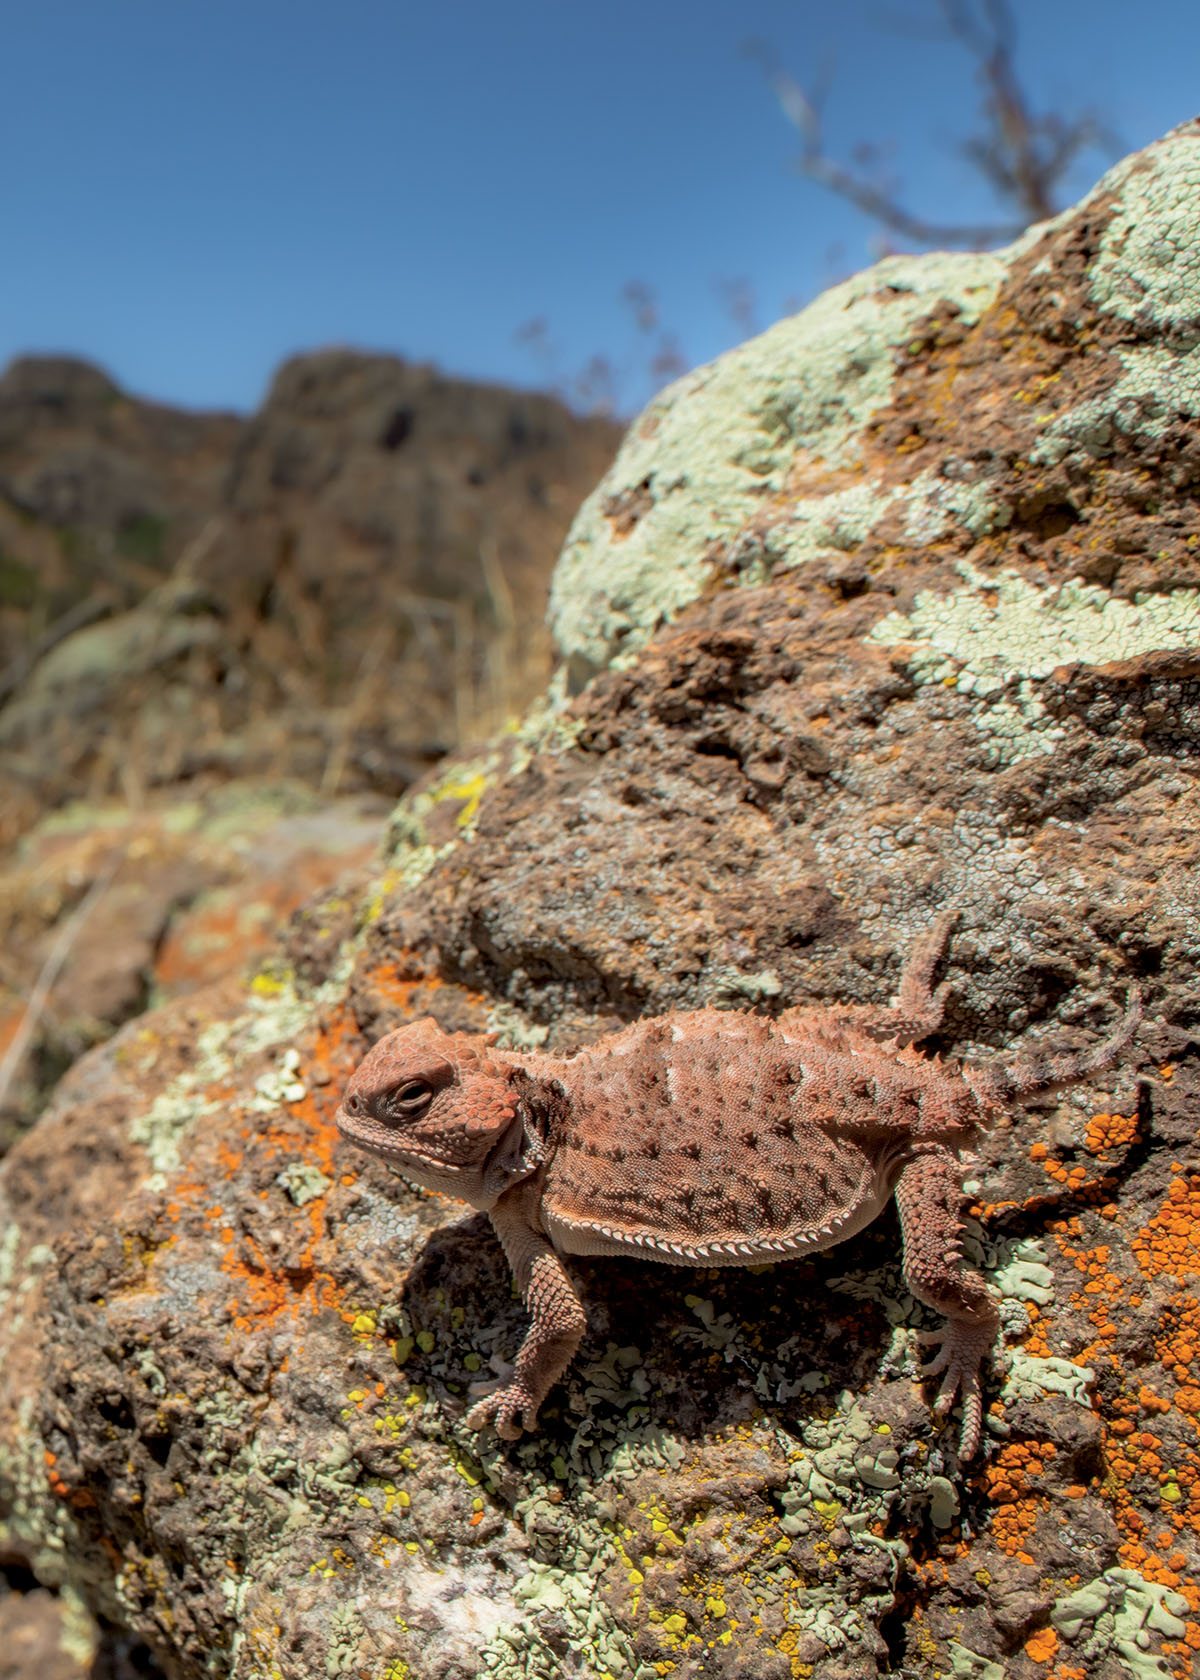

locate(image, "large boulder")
[[2, 122, 1200, 1680]]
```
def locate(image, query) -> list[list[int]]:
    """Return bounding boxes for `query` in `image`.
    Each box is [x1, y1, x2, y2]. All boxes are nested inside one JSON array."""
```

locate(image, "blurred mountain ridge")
[[0, 348, 620, 847]]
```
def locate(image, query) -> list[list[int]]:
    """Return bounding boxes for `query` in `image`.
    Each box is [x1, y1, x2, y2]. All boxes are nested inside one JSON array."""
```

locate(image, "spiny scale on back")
[[335, 914, 1141, 1460], [540, 1008, 939, 1263]]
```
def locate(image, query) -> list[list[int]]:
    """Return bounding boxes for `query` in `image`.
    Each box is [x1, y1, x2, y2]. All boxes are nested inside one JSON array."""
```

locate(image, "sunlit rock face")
[[2, 122, 1200, 1680]]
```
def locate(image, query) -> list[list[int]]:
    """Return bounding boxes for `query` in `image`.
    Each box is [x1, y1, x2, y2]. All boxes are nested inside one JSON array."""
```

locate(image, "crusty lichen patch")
[[1027, 129, 1200, 464], [550, 251, 1005, 672], [469, 1390, 913, 1680], [870, 566, 1200, 685], [1050, 1567, 1190, 1680], [1087, 132, 1200, 330], [869, 566, 1200, 762]]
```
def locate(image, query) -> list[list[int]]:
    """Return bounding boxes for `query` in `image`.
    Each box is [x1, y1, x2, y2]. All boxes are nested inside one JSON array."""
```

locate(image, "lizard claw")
[[916, 1323, 995, 1460], [466, 1378, 540, 1440]]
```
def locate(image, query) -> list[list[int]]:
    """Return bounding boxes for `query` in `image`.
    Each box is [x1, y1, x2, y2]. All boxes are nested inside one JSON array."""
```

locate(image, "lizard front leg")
[[466, 1181, 587, 1441], [894, 1147, 1000, 1459]]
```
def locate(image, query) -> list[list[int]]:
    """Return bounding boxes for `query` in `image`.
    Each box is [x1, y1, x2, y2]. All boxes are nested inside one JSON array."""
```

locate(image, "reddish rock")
[[2, 125, 1200, 1680]]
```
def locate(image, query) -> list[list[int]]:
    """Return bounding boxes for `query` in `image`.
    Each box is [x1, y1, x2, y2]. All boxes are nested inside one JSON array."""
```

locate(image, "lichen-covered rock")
[[3, 123, 1200, 1680], [0, 783, 386, 1153]]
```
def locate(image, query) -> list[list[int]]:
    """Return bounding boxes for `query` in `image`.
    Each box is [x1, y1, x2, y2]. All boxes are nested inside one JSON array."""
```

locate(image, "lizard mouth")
[[335, 1114, 470, 1180], [369, 1141, 467, 1178]]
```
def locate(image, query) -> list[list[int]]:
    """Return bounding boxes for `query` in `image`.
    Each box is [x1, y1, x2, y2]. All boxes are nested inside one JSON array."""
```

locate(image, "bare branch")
[[792, 149, 1026, 249], [750, 1, 1120, 252]]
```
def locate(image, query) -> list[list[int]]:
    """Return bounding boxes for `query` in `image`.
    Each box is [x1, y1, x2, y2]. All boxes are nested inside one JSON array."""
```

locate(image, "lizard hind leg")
[[863, 908, 959, 1046]]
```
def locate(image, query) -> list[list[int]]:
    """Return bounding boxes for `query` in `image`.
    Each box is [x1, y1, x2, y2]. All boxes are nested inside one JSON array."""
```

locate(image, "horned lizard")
[[336, 915, 1139, 1458]]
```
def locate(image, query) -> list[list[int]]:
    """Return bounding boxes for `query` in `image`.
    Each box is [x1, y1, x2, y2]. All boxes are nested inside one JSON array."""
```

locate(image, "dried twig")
[[747, 0, 1119, 250], [0, 852, 122, 1115], [0, 593, 117, 708]]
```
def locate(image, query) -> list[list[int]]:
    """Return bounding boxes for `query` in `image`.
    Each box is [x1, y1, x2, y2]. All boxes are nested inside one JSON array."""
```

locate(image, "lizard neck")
[[479, 1066, 568, 1203]]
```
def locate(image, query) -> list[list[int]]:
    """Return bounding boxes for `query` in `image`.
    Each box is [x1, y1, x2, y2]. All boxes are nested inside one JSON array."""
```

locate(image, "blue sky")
[[2, 0, 1196, 415]]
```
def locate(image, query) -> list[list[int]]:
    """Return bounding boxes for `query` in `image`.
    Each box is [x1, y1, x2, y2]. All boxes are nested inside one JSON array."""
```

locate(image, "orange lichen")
[[358, 957, 487, 1021], [165, 1004, 368, 1335], [1021, 1300, 1052, 1359], [984, 1441, 1057, 1557], [1030, 1147, 1121, 1207], [154, 849, 374, 994], [1084, 1111, 1139, 1155], [1027, 1165, 1200, 1648], [1132, 1172, 1200, 1282], [1024, 1625, 1058, 1662], [44, 1449, 95, 1509]]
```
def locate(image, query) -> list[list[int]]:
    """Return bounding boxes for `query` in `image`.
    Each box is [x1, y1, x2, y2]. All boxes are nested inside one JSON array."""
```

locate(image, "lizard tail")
[[962, 986, 1142, 1111]]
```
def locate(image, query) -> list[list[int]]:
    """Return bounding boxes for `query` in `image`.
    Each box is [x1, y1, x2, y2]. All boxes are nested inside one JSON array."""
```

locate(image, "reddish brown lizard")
[[336, 916, 1139, 1458]]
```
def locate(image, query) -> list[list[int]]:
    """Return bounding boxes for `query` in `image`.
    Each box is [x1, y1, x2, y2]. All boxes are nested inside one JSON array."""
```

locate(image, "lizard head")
[[336, 1018, 535, 1209]]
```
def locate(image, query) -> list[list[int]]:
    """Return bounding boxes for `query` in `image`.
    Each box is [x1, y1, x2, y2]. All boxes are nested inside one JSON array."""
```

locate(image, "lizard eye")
[[389, 1079, 435, 1115]]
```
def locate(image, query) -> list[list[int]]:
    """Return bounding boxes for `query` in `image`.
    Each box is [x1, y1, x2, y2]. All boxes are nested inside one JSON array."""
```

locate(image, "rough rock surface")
[[0, 783, 387, 1153], [3, 123, 1200, 1680]]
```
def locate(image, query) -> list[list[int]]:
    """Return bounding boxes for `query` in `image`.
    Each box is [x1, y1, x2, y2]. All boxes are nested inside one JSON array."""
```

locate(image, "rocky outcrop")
[[0, 352, 618, 836], [0, 784, 387, 1152], [2, 123, 1200, 1680]]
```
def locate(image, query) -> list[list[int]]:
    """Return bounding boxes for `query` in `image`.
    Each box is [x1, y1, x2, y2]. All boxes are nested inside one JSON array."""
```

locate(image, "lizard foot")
[[465, 1378, 541, 1441], [917, 1322, 996, 1461]]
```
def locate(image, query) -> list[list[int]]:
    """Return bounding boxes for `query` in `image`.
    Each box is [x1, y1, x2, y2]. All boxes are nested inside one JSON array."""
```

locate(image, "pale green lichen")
[[1031, 340, 1200, 463], [543, 126, 1200, 682], [1089, 127, 1200, 331], [1003, 1351, 1096, 1406], [706, 965, 783, 1004], [897, 466, 1014, 543], [484, 1000, 551, 1052], [550, 250, 1005, 672], [1029, 128, 1200, 461], [831, 1229, 1067, 1450], [869, 566, 1200, 763], [960, 1232, 1103, 1410], [871, 565, 1200, 685], [947, 1641, 1005, 1680], [927, 1475, 961, 1530], [275, 1160, 333, 1206], [0, 1219, 22, 1313], [249, 1047, 308, 1112], [505, 666, 585, 767], [453, 1330, 912, 1679], [382, 751, 508, 880], [0, 1394, 90, 1587], [779, 463, 1015, 569], [129, 1068, 226, 1182], [982, 1234, 1056, 1308], [56, 1581, 101, 1669], [1051, 1567, 1189, 1680], [475, 1415, 686, 1680], [128, 967, 352, 1185]]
